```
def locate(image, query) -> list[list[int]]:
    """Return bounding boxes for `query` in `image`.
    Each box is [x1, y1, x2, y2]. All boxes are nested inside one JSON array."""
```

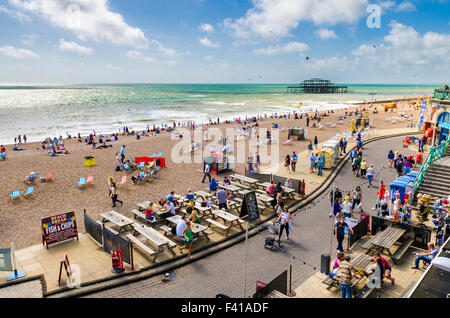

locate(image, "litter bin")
[[84, 156, 95, 167]]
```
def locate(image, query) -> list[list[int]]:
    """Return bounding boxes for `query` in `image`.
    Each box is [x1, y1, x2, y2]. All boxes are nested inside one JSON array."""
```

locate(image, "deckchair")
[[10, 190, 22, 202], [128, 158, 138, 170], [86, 175, 94, 185], [45, 172, 54, 182], [138, 162, 146, 170], [23, 186, 35, 198], [123, 164, 131, 173], [77, 177, 86, 188], [136, 171, 146, 184], [151, 167, 161, 180], [118, 175, 127, 187], [145, 170, 155, 183], [283, 139, 293, 146]]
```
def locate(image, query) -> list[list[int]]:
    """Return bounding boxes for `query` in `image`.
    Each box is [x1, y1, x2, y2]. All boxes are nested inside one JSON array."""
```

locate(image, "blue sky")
[[0, 0, 449, 84]]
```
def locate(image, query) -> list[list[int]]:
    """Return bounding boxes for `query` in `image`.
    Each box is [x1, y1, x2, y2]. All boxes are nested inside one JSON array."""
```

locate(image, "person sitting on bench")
[[170, 214, 187, 238], [412, 243, 439, 270], [145, 202, 157, 222]]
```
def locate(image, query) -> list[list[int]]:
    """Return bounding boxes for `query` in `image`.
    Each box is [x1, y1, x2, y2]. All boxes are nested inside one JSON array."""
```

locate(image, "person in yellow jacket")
[[360, 158, 367, 178]]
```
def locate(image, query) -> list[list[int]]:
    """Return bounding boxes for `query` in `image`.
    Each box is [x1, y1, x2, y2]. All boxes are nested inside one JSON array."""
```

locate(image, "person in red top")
[[0, 145, 5, 153], [266, 181, 276, 195], [373, 181, 387, 211], [415, 151, 423, 166], [371, 253, 395, 285]]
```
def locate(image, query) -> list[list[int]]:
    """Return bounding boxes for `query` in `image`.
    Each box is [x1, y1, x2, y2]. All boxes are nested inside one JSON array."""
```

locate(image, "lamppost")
[[369, 92, 376, 109]]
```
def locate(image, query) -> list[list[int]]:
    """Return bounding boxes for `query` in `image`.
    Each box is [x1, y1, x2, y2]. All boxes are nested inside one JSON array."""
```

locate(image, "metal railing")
[[412, 134, 450, 197]]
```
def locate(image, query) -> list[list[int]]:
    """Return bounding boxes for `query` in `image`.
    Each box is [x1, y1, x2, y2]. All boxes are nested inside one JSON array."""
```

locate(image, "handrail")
[[413, 134, 450, 197]]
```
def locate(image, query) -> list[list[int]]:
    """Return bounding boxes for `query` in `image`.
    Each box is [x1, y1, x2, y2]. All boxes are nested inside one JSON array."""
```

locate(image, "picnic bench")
[[131, 209, 157, 224], [127, 234, 155, 256], [131, 223, 176, 262], [100, 211, 135, 233], [136, 201, 172, 220], [229, 174, 259, 188], [322, 253, 374, 296], [96, 220, 120, 236], [165, 215, 213, 240], [218, 184, 241, 197], [206, 210, 245, 236], [265, 290, 289, 298], [362, 226, 407, 263]]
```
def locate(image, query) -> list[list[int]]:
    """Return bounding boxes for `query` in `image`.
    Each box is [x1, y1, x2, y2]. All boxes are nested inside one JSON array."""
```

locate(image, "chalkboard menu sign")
[[41, 212, 79, 248], [240, 191, 260, 221]]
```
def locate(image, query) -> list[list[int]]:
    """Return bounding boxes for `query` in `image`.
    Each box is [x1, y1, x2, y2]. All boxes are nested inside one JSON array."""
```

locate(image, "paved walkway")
[[84, 135, 417, 298]]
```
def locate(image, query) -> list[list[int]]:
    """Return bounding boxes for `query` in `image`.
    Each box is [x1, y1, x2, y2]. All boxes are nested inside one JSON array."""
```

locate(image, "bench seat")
[[391, 238, 414, 263], [131, 209, 157, 224], [127, 234, 155, 255], [205, 218, 228, 230], [96, 221, 119, 236]]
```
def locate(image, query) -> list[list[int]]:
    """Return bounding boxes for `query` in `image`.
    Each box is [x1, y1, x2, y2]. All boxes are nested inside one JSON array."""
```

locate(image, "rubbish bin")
[[84, 156, 95, 167]]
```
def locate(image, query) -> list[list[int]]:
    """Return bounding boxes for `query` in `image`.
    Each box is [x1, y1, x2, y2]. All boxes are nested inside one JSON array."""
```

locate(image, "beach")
[[0, 98, 422, 249]]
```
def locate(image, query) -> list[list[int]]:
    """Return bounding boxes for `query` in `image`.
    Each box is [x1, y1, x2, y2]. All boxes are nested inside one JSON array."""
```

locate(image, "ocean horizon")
[[0, 83, 437, 145]]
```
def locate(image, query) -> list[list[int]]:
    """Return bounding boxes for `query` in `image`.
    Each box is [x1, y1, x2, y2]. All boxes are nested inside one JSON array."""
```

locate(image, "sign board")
[[240, 191, 260, 221], [256, 281, 267, 292], [58, 253, 71, 286], [0, 248, 12, 271], [41, 212, 79, 248], [344, 217, 359, 236]]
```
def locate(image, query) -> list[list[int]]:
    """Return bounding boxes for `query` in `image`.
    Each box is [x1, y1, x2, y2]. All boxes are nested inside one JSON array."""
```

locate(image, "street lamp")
[[369, 92, 376, 109]]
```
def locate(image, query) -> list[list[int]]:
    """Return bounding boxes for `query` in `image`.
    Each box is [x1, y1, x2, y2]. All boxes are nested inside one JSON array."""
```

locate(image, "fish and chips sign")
[[41, 212, 79, 248]]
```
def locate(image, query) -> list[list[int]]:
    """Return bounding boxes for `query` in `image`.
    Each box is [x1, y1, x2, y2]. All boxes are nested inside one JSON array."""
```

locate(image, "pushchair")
[[264, 222, 280, 251]]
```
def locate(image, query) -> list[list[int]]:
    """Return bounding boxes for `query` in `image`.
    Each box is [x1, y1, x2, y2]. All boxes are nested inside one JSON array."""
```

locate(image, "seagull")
[[372, 45, 376, 49], [305, 56, 310, 61]]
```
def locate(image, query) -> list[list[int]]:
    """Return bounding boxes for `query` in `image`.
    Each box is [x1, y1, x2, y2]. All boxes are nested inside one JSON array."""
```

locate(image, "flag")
[[417, 101, 427, 128]]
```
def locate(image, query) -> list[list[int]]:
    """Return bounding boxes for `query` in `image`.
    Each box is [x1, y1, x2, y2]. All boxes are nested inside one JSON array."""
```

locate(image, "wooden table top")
[[367, 226, 406, 249], [100, 211, 135, 227], [166, 215, 208, 234], [132, 223, 173, 247], [213, 210, 240, 222], [231, 174, 259, 184]]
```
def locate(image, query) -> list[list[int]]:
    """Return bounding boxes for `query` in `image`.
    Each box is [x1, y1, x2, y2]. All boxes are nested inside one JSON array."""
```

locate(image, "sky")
[[0, 0, 449, 84]]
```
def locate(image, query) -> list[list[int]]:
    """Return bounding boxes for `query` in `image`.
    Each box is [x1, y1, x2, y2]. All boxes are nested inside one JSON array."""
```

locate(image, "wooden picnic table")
[[218, 184, 241, 196], [136, 201, 172, 219], [256, 193, 274, 208], [195, 191, 213, 201], [166, 215, 211, 240], [324, 253, 374, 290], [230, 174, 259, 188], [208, 210, 244, 236], [364, 226, 406, 257], [100, 211, 135, 233], [131, 223, 176, 262]]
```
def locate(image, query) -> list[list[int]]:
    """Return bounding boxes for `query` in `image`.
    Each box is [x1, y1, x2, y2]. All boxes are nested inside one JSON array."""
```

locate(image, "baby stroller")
[[264, 222, 280, 251]]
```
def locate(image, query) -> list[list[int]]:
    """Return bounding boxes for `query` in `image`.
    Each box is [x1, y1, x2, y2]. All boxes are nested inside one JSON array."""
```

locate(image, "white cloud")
[[105, 64, 120, 71], [8, 0, 148, 47], [126, 50, 157, 63], [253, 41, 309, 55], [396, 1, 416, 12], [199, 23, 214, 33], [0, 45, 40, 59], [0, 4, 31, 22], [224, 0, 368, 39], [199, 36, 220, 48], [315, 28, 338, 40], [59, 38, 93, 55], [21, 33, 39, 46], [151, 40, 177, 58], [204, 55, 214, 61], [352, 21, 450, 70]]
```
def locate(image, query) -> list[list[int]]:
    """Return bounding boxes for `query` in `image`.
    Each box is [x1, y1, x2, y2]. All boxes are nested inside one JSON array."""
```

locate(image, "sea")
[[0, 83, 437, 145]]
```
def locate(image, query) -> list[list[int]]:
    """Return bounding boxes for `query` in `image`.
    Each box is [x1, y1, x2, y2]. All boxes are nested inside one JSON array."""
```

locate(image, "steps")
[[414, 147, 450, 202]]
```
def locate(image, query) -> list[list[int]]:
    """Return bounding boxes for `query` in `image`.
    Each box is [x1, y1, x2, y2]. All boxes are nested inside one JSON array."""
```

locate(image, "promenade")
[[81, 134, 419, 298]]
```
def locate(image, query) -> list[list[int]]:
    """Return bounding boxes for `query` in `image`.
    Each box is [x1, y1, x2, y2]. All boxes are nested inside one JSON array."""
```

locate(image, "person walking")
[[313, 136, 318, 149], [276, 208, 291, 244], [284, 154, 291, 173], [18, 135, 22, 144], [110, 182, 123, 207], [335, 216, 353, 253], [309, 152, 316, 173], [360, 158, 367, 178], [179, 221, 193, 258], [120, 145, 126, 161], [352, 186, 362, 210], [367, 164, 375, 187], [291, 151, 298, 172], [388, 150, 395, 168], [202, 163, 211, 183], [339, 138, 344, 156], [343, 138, 347, 154], [23, 135, 27, 144], [306, 116, 310, 127], [307, 140, 313, 155], [316, 153, 324, 176], [337, 255, 355, 298]]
